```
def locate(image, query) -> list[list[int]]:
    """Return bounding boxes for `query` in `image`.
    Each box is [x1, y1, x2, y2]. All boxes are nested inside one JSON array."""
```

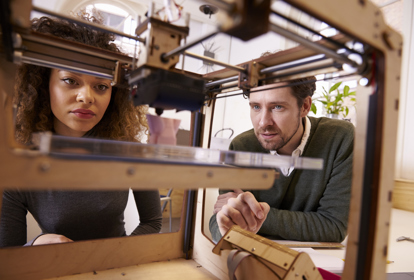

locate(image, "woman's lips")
[[71, 109, 95, 119]]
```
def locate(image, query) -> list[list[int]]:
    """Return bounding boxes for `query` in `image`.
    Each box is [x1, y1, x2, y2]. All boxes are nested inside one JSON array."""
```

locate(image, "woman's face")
[[49, 69, 112, 137]]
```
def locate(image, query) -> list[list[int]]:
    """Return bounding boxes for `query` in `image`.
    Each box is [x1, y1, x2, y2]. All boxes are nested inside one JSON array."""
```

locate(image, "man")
[[209, 77, 354, 243]]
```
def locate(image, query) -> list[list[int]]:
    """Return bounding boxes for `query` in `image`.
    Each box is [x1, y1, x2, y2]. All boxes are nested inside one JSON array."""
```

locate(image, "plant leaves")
[[329, 82, 342, 93], [314, 82, 356, 118], [343, 85, 349, 95], [335, 94, 342, 102], [311, 103, 317, 114]]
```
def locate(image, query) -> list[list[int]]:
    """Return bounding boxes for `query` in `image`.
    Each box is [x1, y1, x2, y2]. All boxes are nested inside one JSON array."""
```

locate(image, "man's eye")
[[273, 105, 283, 110], [62, 78, 77, 85], [252, 105, 260, 110], [97, 84, 109, 91]]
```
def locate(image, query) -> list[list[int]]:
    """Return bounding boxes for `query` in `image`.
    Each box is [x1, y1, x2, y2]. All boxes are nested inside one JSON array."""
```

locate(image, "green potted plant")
[[311, 81, 356, 119]]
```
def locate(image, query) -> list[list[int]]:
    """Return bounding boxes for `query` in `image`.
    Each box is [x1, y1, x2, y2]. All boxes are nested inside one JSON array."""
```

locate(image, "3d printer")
[[0, 0, 402, 279]]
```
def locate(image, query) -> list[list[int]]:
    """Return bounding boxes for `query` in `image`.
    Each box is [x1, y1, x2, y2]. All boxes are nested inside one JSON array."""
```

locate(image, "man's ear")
[[301, 96, 312, 117]]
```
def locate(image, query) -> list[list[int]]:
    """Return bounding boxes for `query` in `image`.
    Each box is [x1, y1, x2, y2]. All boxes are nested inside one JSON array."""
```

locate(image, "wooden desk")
[[386, 208, 414, 273], [42, 208, 413, 280], [313, 208, 414, 274]]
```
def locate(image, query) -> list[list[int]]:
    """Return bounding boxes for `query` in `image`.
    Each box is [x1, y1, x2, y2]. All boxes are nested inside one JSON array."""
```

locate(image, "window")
[[84, 3, 140, 56]]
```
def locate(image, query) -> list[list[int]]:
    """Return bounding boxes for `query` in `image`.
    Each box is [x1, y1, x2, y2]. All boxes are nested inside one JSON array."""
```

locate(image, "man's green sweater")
[[210, 117, 354, 243]]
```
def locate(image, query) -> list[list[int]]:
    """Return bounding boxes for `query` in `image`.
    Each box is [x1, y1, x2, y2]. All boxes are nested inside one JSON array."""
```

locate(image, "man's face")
[[249, 85, 310, 154]]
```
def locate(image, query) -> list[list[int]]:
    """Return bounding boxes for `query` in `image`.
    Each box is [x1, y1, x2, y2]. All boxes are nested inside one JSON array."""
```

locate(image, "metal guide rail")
[[1, 0, 369, 108]]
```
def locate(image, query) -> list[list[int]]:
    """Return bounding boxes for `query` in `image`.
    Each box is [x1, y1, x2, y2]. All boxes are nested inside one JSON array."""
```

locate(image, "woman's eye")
[[62, 78, 77, 85], [97, 84, 109, 91]]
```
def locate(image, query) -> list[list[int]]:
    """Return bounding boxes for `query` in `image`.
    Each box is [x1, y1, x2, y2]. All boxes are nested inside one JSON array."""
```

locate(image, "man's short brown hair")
[[245, 76, 316, 108], [256, 51, 316, 107], [285, 76, 316, 107]]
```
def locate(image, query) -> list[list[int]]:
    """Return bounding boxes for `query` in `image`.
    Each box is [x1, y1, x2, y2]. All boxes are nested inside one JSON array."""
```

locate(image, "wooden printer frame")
[[0, 0, 402, 279]]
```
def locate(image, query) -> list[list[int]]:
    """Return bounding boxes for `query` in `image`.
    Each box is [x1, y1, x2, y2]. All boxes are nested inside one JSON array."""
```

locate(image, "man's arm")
[[209, 130, 269, 242], [209, 190, 270, 242], [210, 154, 351, 243], [210, 121, 354, 243], [216, 192, 270, 236], [258, 120, 354, 242], [258, 146, 352, 242]]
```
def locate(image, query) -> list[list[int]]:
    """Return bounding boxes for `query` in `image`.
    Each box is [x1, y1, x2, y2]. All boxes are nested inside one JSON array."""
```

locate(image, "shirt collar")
[[270, 116, 311, 157], [270, 117, 311, 176]]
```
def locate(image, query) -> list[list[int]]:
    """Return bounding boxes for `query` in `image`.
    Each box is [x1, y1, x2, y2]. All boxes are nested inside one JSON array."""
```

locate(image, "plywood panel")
[[44, 258, 218, 280], [393, 180, 414, 212]]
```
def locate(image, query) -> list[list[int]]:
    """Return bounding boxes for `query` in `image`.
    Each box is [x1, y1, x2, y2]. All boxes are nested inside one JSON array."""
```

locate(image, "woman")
[[0, 15, 162, 247]]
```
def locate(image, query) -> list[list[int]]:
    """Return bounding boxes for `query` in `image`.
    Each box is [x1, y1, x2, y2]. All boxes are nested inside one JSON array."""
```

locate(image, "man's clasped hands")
[[214, 189, 270, 236]]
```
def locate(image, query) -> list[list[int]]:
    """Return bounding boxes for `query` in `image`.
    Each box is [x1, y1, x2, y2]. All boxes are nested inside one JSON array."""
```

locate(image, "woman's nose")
[[76, 86, 94, 104]]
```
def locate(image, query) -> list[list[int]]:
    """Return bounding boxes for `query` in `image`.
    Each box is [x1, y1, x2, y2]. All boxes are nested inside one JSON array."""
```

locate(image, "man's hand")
[[216, 191, 270, 236], [33, 234, 74, 245], [213, 189, 244, 214]]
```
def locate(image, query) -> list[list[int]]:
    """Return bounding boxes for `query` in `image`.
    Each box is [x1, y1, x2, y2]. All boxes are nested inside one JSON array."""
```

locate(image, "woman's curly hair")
[[14, 15, 148, 144]]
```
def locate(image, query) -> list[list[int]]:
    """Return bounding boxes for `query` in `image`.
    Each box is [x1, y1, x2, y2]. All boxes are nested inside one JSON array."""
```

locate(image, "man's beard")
[[255, 115, 301, 151]]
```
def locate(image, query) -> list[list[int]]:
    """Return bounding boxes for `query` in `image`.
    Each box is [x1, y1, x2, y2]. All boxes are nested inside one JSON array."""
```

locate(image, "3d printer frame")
[[0, 0, 402, 279]]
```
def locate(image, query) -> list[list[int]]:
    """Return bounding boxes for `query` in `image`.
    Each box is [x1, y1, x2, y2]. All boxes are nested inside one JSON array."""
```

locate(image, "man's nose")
[[259, 110, 274, 127], [76, 86, 94, 104]]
